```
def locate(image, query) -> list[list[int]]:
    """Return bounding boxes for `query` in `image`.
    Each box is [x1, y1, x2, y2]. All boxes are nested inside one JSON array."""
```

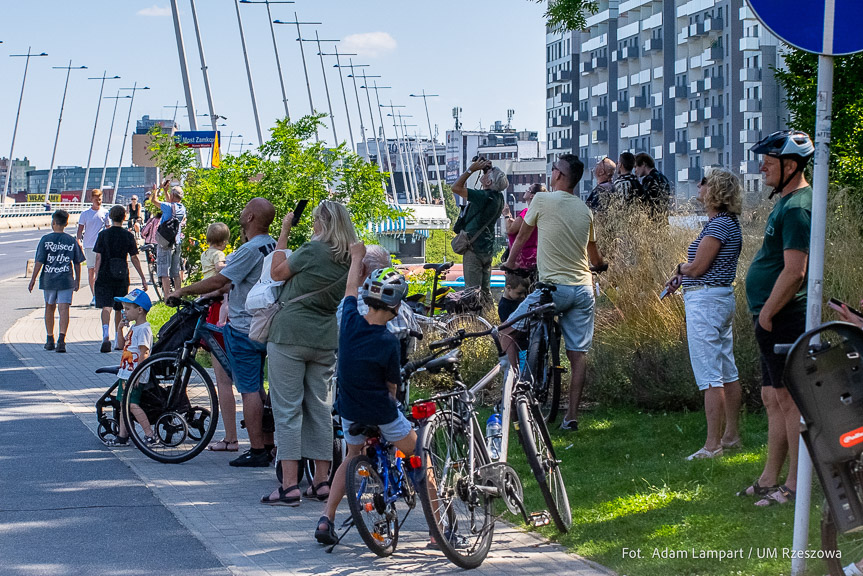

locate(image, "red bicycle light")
[[409, 455, 423, 469], [412, 402, 436, 420]]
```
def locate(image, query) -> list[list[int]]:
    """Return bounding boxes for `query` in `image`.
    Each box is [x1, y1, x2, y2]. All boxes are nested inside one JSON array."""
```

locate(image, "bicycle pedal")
[[529, 511, 551, 527]]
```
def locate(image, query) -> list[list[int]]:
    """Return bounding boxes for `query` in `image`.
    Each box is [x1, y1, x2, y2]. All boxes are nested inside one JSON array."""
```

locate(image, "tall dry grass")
[[587, 189, 863, 410]]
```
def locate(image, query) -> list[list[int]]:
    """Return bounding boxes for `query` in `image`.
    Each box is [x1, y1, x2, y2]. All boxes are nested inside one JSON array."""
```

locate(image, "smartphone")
[[829, 298, 863, 318], [291, 199, 309, 227], [659, 287, 671, 300]]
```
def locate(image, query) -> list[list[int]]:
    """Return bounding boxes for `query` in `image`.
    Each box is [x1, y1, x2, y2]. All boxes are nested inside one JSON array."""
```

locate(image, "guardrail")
[[0, 202, 117, 218]]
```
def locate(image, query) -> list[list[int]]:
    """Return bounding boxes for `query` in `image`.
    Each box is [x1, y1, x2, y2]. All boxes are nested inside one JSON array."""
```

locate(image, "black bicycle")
[[141, 243, 163, 301], [779, 321, 863, 575], [119, 296, 225, 463]]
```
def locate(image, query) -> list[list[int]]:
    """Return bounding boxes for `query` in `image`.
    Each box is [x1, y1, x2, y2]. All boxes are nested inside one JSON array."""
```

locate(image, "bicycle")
[[405, 303, 572, 569], [500, 262, 608, 423], [141, 243, 163, 301], [119, 296, 225, 463], [778, 322, 863, 575]]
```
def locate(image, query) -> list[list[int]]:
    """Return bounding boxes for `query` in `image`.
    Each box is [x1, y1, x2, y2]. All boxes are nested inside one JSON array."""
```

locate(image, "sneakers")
[[104, 436, 129, 447], [44, 336, 55, 351], [143, 434, 158, 446], [56, 339, 66, 353], [90, 297, 96, 308], [560, 418, 579, 432], [100, 339, 111, 353], [229, 449, 271, 468]]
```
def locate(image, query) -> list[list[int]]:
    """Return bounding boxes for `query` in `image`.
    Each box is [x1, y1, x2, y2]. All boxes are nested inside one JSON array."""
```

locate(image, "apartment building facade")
[[546, 0, 787, 202]]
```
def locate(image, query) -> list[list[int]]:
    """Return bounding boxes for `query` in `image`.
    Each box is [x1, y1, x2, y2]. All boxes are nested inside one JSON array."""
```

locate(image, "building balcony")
[[704, 105, 724, 120], [740, 129, 761, 143], [591, 129, 608, 143], [740, 160, 761, 174], [699, 17, 724, 35], [549, 68, 572, 84], [704, 75, 724, 90], [579, 133, 590, 148], [591, 105, 608, 117], [593, 56, 608, 69], [630, 95, 648, 110], [577, 109, 590, 122], [652, 145, 663, 160], [690, 109, 703, 123], [559, 138, 572, 149], [580, 60, 594, 74], [740, 98, 762, 113], [704, 134, 724, 150], [650, 117, 664, 132], [615, 99, 630, 112], [740, 36, 761, 51], [689, 137, 704, 152], [644, 37, 662, 53], [678, 167, 704, 182], [740, 67, 762, 82], [706, 44, 724, 61], [619, 45, 640, 61], [675, 111, 689, 130], [669, 84, 689, 99], [674, 139, 690, 154], [559, 114, 572, 126]]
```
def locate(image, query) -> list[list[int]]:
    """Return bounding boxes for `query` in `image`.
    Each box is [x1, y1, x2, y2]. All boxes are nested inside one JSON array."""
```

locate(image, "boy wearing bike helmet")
[[742, 130, 815, 507], [315, 243, 420, 545]]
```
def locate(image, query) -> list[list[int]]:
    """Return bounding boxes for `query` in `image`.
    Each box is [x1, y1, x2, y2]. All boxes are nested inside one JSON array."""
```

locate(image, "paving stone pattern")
[[5, 284, 614, 576]]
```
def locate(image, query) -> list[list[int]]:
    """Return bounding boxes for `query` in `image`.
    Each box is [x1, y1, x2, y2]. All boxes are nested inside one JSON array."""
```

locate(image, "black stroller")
[[95, 303, 201, 444]]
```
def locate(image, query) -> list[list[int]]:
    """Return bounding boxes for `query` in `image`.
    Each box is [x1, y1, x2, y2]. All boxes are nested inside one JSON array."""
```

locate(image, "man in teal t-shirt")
[[743, 130, 815, 507], [451, 157, 507, 299]]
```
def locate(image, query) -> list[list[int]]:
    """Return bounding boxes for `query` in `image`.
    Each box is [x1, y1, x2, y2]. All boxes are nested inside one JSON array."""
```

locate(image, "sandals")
[[261, 484, 302, 507], [721, 438, 742, 450], [208, 439, 240, 452], [736, 480, 778, 498], [685, 447, 723, 461], [315, 516, 337, 545], [306, 481, 331, 502], [754, 484, 796, 507]]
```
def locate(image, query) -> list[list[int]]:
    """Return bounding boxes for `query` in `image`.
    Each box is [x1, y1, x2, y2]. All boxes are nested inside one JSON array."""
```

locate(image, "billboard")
[[174, 131, 220, 148]]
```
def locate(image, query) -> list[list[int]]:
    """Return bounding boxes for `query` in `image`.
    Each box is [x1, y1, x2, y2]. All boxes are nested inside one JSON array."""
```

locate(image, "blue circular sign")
[[747, 0, 863, 56]]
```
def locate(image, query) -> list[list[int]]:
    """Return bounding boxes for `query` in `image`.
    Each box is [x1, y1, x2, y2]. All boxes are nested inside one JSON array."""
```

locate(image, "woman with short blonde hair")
[[263, 200, 356, 505], [666, 168, 744, 461]]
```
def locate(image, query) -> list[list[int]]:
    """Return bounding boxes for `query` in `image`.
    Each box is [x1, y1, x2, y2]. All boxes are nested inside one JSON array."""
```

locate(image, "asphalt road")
[[0, 277, 229, 576], [0, 228, 48, 281]]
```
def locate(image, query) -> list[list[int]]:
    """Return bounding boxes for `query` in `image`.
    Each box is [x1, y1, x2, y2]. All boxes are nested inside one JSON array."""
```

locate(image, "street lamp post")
[[239, 0, 294, 120], [3, 48, 47, 202], [226, 132, 242, 154], [383, 107, 411, 202], [114, 83, 150, 200], [101, 93, 131, 191], [82, 72, 120, 203], [323, 46, 357, 152], [273, 15, 321, 140], [300, 32, 340, 146], [164, 101, 184, 126], [45, 61, 88, 203], [410, 90, 444, 200]]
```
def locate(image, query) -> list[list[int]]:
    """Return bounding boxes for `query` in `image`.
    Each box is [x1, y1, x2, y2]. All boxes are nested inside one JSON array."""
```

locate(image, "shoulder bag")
[[248, 270, 349, 343], [450, 196, 503, 255], [156, 203, 180, 249]]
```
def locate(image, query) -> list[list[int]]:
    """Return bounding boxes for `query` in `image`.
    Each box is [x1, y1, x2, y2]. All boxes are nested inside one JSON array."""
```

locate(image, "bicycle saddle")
[[348, 423, 381, 438], [423, 262, 454, 273], [424, 350, 461, 373], [95, 366, 120, 375]]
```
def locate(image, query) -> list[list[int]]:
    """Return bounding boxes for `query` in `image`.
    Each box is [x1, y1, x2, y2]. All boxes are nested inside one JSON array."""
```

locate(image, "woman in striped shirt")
[[666, 169, 744, 461]]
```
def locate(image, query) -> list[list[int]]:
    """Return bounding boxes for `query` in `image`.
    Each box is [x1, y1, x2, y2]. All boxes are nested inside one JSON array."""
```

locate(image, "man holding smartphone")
[[742, 130, 815, 507]]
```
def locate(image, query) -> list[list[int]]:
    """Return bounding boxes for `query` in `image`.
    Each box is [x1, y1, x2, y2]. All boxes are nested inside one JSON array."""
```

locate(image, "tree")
[[533, 0, 599, 32], [149, 114, 402, 271], [774, 50, 863, 195]]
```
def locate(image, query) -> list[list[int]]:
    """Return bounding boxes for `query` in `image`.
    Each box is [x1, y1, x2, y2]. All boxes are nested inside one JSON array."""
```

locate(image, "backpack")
[[156, 203, 180, 249]]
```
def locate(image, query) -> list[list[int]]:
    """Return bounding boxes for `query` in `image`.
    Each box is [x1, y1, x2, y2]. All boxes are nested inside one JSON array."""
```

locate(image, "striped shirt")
[[682, 212, 742, 287]]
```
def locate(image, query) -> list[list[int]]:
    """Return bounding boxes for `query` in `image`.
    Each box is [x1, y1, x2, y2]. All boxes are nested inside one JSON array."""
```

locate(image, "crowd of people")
[[25, 128, 832, 545]]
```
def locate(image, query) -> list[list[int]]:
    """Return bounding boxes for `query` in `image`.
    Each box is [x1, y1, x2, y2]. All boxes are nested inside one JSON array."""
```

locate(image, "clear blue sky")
[[0, 1, 548, 170]]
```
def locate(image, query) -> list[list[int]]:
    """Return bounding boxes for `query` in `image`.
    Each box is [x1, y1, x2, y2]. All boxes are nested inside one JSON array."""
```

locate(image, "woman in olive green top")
[[262, 200, 356, 506]]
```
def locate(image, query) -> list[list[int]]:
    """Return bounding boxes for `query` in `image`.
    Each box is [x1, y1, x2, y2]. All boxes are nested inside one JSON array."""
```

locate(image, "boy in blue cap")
[[104, 289, 157, 447]]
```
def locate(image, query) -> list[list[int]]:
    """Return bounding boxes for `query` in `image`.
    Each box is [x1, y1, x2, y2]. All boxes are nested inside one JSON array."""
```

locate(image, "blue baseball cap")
[[115, 288, 152, 312]]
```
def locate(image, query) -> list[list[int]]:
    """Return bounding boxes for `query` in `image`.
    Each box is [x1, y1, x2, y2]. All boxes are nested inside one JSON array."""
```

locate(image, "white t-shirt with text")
[[118, 322, 153, 380]]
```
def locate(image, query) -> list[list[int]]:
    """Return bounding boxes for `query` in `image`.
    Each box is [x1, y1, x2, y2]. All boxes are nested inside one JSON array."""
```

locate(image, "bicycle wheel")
[[148, 256, 163, 302], [346, 454, 398, 557], [444, 313, 498, 388], [515, 396, 571, 532], [416, 410, 494, 569], [526, 321, 562, 423], [822, 498, 863, 575], [123, 351, 219, 464]]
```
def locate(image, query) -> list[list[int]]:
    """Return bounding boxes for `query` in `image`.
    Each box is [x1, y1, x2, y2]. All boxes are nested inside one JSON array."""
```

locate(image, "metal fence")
[[0, 202, 117, 218]]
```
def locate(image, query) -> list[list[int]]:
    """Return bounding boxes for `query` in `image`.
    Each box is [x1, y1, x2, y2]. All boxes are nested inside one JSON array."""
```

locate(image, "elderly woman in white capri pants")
[[666, 170, 744, 460]]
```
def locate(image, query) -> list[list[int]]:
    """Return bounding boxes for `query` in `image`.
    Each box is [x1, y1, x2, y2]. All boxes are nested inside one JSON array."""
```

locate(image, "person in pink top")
[[502, 183, 544, 271]]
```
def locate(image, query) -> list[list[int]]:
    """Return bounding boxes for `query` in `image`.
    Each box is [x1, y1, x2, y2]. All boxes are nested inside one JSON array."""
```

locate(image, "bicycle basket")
[[152, 305, 200, 355], [442, 286, 485, 314]]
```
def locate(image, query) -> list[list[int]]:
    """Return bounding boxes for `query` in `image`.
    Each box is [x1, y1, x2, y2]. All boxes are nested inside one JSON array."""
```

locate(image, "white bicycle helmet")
[[361, 267, 408, 311], [750, 130, 815, 195]]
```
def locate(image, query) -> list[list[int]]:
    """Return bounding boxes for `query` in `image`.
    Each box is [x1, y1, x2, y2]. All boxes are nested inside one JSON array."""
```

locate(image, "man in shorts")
[[156, 184, 187, 297], [29, 209, 85, 353], [503, 153, 606, 432], [76, 189, 110, 307], [168, 198, 276, 467], [742, 130, 815, 507]]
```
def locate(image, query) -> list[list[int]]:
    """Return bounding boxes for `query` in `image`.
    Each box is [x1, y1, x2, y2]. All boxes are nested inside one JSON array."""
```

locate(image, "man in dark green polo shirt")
[[743, 130, 815, 507], [451, 157, 507, 299]]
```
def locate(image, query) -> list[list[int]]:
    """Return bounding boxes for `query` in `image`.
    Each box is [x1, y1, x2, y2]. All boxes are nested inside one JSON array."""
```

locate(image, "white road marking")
[[0, 238, 38, 245]]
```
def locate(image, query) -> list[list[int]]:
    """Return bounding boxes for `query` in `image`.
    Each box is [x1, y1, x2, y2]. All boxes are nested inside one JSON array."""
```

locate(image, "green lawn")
[[504, 406, 833, 576]]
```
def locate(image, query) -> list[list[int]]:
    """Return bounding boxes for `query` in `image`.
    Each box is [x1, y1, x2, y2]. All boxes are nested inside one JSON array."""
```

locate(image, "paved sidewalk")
[[4, 282, 614, 576]]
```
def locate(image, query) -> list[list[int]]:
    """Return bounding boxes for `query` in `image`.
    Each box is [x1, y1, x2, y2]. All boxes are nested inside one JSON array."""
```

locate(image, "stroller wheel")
[[98, 419, 120, 442]]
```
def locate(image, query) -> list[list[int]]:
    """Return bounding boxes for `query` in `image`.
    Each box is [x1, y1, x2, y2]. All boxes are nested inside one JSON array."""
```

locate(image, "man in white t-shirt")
[[76, 189, 110, 307]]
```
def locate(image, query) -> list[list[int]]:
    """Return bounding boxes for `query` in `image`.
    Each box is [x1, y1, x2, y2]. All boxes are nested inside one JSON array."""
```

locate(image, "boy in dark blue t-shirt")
[[314, 242, 416, 545]]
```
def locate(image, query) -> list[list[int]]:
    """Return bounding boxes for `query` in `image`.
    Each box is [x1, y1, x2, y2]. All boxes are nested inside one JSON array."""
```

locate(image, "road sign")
[[746, 0, 863, 56], [174, 131, 220, 148]]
